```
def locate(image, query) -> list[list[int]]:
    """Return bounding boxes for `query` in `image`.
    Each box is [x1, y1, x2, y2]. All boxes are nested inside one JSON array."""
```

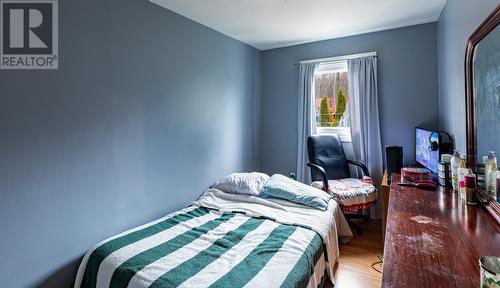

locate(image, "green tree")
[[320, 96, 330, 127], [332, 88, 346, 127]]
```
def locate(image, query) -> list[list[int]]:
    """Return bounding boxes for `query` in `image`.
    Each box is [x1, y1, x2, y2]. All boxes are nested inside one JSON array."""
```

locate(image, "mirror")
[[465, 5, 500, 221], [475, 25, 500, 193]]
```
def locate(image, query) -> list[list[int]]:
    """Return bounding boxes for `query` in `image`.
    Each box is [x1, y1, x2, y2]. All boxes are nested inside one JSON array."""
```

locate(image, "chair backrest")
[[307, 134, 351, 181]]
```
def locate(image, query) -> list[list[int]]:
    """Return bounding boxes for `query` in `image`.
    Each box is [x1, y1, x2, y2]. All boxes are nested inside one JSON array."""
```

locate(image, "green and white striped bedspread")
[[74, 206, 324, 288]]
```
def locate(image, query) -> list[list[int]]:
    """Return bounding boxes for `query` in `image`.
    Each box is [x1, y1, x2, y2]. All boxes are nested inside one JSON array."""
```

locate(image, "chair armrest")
[[347, 159, 370, 177], [307, 163, 329, 193]]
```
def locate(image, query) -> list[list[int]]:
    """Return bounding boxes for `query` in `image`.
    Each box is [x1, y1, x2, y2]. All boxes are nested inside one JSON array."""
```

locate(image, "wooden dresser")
[[381, 173, 500, 287]]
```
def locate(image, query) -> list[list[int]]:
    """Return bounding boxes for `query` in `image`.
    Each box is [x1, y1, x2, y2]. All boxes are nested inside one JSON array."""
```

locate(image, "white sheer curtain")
[[348, 56, 383, 219], [297, 62, 318, 183]]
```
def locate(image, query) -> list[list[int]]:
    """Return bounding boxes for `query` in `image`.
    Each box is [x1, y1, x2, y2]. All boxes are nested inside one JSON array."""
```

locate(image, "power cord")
[[371, 255, 383, 273]]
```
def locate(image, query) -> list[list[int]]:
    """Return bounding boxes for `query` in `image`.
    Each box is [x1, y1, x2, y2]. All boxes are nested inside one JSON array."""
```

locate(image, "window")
[[314, 60, 351, 142]]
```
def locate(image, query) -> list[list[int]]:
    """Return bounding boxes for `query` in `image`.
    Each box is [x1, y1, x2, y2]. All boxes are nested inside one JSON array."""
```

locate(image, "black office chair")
[[307, 134, 377, 235]]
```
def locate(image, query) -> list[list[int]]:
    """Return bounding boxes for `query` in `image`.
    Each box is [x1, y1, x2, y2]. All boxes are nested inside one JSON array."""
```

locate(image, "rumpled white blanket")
[[192, 188, 353, 281]]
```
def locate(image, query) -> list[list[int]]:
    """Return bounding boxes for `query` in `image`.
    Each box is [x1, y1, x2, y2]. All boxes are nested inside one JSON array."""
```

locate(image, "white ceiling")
[[151, 0, 446, 50]]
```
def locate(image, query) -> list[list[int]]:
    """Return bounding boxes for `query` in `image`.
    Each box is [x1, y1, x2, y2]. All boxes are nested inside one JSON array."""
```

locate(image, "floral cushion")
[[311, 176, 377, 211]]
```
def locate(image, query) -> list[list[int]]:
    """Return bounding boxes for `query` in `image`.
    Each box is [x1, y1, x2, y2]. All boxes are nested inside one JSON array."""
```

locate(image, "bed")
[[74, 187, 352, 288]]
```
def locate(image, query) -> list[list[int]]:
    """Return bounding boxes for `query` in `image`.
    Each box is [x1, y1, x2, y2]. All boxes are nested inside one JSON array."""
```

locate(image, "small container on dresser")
[[438, 154, 452, 187], [464, 172, 477, 205]]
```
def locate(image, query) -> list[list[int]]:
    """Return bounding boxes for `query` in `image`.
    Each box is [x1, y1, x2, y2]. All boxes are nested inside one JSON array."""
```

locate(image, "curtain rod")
[[296, 51, 377, 65]]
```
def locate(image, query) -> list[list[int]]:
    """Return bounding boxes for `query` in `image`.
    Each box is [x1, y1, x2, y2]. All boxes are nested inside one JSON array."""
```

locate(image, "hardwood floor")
[[326, 219, 383, 288]]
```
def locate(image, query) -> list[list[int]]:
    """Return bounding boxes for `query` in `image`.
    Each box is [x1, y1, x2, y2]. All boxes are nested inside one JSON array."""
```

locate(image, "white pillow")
[[212, 172, 270, 196], [260, 174, 331, 210]]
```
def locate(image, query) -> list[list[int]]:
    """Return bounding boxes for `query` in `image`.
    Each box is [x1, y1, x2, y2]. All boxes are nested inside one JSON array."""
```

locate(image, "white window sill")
[[315, 127, 352, 142]]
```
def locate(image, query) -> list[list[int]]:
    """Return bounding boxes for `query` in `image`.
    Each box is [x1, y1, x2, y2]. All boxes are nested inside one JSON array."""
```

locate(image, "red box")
[[401, 167, 431, 182]]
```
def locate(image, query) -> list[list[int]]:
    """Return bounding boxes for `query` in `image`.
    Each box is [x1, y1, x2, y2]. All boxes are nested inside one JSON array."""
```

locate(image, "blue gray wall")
[[0, 0, 261, 287], [437, 0, 499, 153], [260, 23, 439, 176]]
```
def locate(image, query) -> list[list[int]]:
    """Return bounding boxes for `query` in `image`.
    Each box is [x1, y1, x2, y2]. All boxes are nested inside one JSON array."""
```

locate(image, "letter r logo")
[[9, 8, 48, 49], [2, 2, 53, 54]]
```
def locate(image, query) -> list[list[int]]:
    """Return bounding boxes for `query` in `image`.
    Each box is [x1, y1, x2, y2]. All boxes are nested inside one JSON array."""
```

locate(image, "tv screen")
[[415, 127, 439, 173]]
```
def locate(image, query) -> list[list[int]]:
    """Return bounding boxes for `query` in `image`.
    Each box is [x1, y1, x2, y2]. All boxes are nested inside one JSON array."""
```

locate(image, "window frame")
[[313, 60, 352, 142]]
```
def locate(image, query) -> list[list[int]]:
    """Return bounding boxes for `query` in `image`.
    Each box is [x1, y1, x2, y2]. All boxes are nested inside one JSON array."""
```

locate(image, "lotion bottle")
[[458, 164, 468, 200], [451, 150, 461, 191], [457, 156, 467, 199]]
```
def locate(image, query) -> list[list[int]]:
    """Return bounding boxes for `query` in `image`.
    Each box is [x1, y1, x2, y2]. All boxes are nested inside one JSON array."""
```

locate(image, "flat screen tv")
[[415, 127, 439, 173]]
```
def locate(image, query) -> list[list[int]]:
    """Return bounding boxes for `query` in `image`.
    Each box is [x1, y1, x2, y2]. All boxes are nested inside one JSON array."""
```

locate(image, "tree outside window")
[[314, 71, 349, 128]]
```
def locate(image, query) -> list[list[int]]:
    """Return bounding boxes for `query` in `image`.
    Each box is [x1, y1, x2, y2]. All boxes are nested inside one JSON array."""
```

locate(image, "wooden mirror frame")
[[465, 5, 500, 222]]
